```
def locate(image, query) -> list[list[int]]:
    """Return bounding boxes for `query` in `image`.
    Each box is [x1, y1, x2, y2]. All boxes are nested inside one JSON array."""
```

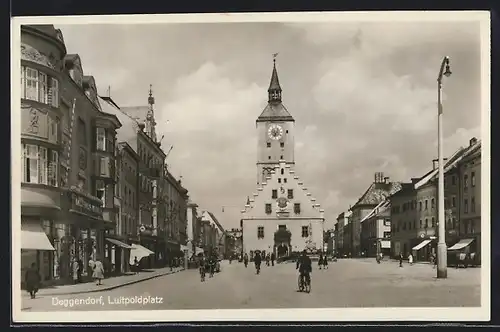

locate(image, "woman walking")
[[408, 253, 414, 266], [318, 254, 324, 270], [92, 258, 105, 286]]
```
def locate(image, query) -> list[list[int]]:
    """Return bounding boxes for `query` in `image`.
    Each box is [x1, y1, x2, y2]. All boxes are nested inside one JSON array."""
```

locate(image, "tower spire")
[[146, 84, 157, 142], [268, 53, 282, 103]]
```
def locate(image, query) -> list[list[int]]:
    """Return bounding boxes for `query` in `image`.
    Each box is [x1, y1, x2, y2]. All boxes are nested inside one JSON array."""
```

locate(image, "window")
[[268, 156, 271, 160], [419, 202, 422, 211], [432, 217, 436, 228], [50, 78, 59, 107], [419, 220, 422, 228], [383, 231, 391, 239], [444, 198, 449, 209], [425, 219, 428, 228], [265, 204, 272, 214], [424, 200, 428, 210], [266, 142, 271, 148], [25, 67, 38, 101], [294, 203, 301, 214], [281, 168, 284, 175], [280, 155, 283, 160], [464, 199, 469, 213], [287, 189, 294, 199], [280, 142, 284, 148], [452, 196, 456, 208], [278, 225, 286, 231], [384, 219, 390, 226], [471, 172, 476, 187], [413, 220, 416, 229], [272, 189, 278, 199], [95, 180, 106, 205], [38, 72, 48, 104], [402, 222, 406, 231], [278, 178, 281, 183], [301, 226, 309, 238], [452, 175, 456, 185], [286, 130, 288, 134], [431, 198, 435, 209], [99, 157, 110, 177], [284, 178, 287, 183], [464, 174, 469, 191], [471, 197, 476, 213], [96, 128, 106, 151], [48, 150, 58, 186], [257, 226, 264, 239], [22, 144, 58, 186]]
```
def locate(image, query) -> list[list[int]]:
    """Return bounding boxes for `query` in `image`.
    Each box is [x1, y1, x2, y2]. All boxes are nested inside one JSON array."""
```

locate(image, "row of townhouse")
[[334, 137, 482, 264], [19, 25, 191, 287]]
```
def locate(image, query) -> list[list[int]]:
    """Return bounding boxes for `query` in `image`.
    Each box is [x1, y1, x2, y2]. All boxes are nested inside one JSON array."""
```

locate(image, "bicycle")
[[298, 273, 311, 293]]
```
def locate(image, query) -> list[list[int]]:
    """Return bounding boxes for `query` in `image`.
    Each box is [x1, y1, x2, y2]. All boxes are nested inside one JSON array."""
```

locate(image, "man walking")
[[399, 252, 404, 268], [271, 252, 276, 266]]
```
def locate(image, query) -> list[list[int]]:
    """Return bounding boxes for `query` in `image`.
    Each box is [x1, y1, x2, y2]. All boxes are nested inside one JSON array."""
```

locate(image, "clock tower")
[[256, 58, 295, 185]]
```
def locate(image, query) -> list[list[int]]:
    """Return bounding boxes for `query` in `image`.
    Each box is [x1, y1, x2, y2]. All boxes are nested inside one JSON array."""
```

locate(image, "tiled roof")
[[354, 181, 402, 207], [256, 103, 294, 122]]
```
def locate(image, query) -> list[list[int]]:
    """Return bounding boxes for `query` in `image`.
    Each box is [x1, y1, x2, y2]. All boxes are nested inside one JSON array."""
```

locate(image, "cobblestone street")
[[21, 259, 481, 311]]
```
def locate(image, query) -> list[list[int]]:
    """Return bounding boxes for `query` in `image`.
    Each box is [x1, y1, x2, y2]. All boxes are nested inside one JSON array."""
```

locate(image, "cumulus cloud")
[[56, 19, 483, 229]]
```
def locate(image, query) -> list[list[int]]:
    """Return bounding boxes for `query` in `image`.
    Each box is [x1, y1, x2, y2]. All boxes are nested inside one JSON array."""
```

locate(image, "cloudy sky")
[[57, 17, 483, 230]]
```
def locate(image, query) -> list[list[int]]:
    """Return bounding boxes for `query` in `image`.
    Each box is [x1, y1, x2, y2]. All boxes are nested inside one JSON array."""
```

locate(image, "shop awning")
[[412, 239, 432, 251], [380, 240, 391, 249], [129, 244, 154, 265], [448, 238, 474, 251], [21, 223, 55, 251], [106, 238, 132, 249]]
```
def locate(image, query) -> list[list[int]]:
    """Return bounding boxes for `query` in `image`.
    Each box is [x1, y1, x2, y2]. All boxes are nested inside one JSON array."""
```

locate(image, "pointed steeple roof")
[[257, 57, 294, 123], [268, 59, 282, 95]]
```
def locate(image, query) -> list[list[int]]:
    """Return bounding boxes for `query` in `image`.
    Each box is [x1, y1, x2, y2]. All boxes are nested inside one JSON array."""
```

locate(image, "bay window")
[[20, 66, 59, 107], [22, 144, 59, 186]]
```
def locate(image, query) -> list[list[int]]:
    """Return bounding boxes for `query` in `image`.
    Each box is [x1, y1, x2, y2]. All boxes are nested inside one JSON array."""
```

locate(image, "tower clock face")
[[268, 124, 284, 140]]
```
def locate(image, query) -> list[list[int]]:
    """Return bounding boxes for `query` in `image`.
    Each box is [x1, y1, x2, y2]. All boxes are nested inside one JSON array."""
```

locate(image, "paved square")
[[21, 259, 481, 311]]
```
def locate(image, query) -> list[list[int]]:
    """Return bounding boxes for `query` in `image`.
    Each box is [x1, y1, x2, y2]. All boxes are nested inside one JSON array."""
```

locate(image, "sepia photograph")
[[11, 11, 490, 323]]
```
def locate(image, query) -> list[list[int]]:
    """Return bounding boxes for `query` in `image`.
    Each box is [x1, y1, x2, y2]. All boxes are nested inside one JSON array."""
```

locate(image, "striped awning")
[[448, 239, 474, 251]]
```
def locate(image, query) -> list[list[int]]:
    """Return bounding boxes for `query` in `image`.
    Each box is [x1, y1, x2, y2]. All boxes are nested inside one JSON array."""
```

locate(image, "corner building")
[[241, 59, 325, 258]]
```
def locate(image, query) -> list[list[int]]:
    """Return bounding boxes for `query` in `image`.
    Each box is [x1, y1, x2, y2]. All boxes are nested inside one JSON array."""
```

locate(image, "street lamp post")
[[437, 56, 452, 278]]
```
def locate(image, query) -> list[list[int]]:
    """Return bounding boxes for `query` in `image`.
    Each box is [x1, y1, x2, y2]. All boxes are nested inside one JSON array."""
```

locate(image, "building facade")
[[20, 25, 122, 286], [335, 211, 350, 256], [185, 201, 204, 259], [456, 138, 481, 260], [349, 172, 401, 257], [360, 200, 391, 257]]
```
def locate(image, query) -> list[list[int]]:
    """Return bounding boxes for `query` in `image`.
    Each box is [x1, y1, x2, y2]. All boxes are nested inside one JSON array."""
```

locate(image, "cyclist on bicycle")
[[296, 250, 312, 286]]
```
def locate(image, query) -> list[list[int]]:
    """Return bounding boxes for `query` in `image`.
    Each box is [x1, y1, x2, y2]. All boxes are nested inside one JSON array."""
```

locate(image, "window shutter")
[[21, 144, 26, 182]]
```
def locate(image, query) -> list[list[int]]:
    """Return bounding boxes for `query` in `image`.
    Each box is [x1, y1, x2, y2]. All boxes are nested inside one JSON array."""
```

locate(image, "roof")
[[21, 43, 57, 70], [256, 103, 294, 122], [268, 61, 282, 92], [98, 96, 140, 151], [120, 106, 150, 123], [205, 211, 225, 233], [360, 200, 391, 224], [353, 181, 402, 208], [414, 139, 482, 190], [389, 182, 415, 199]]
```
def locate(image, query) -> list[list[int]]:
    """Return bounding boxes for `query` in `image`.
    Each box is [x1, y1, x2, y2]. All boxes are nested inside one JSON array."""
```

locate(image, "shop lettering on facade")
[[71, 193, 102, 217]]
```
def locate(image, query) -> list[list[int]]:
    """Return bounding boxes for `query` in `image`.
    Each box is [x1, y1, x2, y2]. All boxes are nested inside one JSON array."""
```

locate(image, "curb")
[[35, 268, 185, 297]]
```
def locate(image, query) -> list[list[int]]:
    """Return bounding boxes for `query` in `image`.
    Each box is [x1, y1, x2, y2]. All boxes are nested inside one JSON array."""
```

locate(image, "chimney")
[[432, 159, 438, 170], [469, 137, 478, 146], [374, 172, 384, 183], [411, 177, 420, 184], [384, 177, 390, 184]]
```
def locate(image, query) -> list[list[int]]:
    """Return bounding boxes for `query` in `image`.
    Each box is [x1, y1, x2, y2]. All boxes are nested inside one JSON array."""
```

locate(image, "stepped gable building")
[[240, 58, 325, 259]]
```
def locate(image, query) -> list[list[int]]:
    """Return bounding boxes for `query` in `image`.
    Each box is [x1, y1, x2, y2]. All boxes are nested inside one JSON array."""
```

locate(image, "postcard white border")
[[11, 11, 491, 323]]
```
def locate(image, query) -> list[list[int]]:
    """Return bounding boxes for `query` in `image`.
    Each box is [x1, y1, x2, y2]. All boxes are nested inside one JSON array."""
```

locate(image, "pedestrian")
[[271, 252, 276, 266], [134, 256, 139, 273], [243, 253, 249, 268], [77, 259, 83, 282], [408, 253, 414, 266], [72, 258, 79, 284], [399, 252, 403, 267], [318, 254, 324, 270], [92, 257, 105, 286], [25, 263, 40, 299], [323, 254, 329, 269]]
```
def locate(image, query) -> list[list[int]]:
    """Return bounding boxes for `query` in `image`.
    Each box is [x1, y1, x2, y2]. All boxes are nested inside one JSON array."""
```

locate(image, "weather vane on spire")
[[272, 52, 279, 62]]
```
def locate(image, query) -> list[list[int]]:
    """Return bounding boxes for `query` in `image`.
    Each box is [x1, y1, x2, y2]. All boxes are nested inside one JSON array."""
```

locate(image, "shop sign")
[[71, 193, 102, 217]]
